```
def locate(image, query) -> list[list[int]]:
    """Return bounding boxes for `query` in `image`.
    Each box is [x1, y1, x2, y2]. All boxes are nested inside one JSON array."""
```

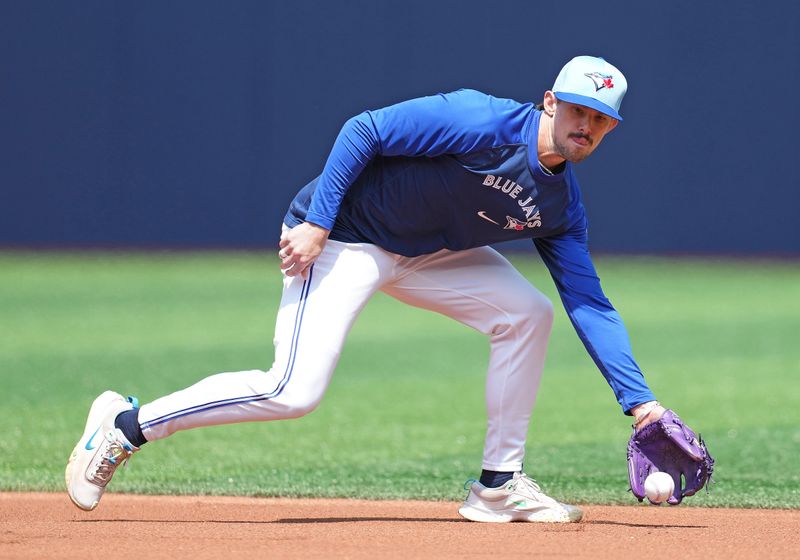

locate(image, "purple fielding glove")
[[627, 409, 714, 505]]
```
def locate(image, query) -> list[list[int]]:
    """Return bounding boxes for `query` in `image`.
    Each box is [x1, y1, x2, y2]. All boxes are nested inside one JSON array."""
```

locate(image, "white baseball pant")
[[138, 238, 554, 471]]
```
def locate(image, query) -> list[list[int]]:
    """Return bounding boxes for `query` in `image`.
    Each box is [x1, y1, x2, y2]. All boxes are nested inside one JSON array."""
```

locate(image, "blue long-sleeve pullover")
[[285, 89, 656, 413]]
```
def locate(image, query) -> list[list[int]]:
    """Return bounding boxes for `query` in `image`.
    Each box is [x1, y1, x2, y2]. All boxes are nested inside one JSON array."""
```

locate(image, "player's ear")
[[542, 91, 557, 117], [607, 118, 620, 133]]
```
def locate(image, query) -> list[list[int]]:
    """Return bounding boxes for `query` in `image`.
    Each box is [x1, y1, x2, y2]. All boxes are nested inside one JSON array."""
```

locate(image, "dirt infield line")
[[1, 493, 797, 559]]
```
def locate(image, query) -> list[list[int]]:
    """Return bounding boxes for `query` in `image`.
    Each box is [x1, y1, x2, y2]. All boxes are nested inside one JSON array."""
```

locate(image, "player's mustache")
[[568, 132, 593, 146]]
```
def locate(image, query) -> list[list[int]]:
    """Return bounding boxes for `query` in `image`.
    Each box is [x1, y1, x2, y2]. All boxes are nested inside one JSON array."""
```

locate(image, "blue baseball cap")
[[552, 56, 627, 121]]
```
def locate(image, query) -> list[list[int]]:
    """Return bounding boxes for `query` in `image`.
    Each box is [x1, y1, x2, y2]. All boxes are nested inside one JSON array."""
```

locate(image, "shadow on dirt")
[[75, 517, 466, 524], [586, 520, 707, 529], [76, 517, 707, 527]]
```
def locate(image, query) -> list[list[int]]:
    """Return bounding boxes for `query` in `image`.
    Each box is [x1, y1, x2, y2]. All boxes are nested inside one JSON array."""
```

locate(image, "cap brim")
[[554, 92, 623, 121]]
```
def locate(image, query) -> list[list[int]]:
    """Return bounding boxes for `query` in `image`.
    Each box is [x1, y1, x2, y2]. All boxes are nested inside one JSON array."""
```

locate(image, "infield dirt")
[[1, 493, 797, 559]]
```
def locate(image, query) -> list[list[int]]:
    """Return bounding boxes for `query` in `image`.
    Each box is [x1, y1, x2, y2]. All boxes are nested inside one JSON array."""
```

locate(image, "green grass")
[[1, 252, 798, 508]]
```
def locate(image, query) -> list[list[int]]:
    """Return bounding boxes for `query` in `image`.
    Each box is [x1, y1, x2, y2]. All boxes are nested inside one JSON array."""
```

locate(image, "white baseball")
[[644, 472, 675, 504]]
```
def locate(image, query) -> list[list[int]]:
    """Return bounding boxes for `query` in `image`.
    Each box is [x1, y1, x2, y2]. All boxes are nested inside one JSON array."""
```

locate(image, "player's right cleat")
[[458, 472, 583, 523], [65, 391, 139, 511]]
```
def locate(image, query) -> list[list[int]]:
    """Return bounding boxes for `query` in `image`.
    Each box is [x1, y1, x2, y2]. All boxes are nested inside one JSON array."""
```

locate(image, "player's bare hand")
[[278, 222, 330, 278], [631, 400, 666, 432]]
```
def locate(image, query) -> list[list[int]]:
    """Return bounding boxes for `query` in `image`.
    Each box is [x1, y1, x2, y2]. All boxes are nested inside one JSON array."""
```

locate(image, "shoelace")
[[507, 474, 547, 501], [91, 438, 133, 486]]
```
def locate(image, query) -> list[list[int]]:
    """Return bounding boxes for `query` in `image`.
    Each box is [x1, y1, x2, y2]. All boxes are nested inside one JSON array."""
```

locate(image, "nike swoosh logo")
[[477, 211, 499, 225], [84, 427, 101, 450], [511, 500, 528, 507]]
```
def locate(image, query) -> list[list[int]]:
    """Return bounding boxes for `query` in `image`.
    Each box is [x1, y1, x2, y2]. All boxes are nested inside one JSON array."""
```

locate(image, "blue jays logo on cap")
[[552, 56, 627, 121], [584, 72, 615, 92]]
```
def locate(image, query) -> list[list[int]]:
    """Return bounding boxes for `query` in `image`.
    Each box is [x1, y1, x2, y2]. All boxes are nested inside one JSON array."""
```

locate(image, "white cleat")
[[65, 391, 139, 511], [458, 472, 583, 523]]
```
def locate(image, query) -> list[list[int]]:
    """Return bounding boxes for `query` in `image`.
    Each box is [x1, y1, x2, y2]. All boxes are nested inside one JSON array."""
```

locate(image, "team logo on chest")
[[481, 174, 542, 228], [505, 215, 541, 230]]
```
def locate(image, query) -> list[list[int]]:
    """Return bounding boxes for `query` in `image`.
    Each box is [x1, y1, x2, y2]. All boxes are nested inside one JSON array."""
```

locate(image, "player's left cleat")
[[65, 391, 140, 511], [458, 472, 583, 523]]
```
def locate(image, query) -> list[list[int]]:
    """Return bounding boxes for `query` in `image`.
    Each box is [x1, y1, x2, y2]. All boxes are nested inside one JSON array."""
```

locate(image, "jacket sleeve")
[[305, 89, 530, 229], [533, 223, 657, 414]]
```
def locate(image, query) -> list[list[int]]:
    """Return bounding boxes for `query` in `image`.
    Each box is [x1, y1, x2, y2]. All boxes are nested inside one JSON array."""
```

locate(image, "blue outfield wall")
[[1, 1, 798, 254]]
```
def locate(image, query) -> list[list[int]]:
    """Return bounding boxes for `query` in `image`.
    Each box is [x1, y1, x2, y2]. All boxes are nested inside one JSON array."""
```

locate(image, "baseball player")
[[66, 56, 713, 522]]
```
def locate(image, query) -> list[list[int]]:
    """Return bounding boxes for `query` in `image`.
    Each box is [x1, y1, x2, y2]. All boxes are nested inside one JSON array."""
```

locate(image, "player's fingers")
[[279, 255, 296, 271], [285, 265, 303, 278], [285, 256, 315, 278], [281, 253, 313, 276], [284, 262, 308, 277], [279, 237, 290, 249]]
